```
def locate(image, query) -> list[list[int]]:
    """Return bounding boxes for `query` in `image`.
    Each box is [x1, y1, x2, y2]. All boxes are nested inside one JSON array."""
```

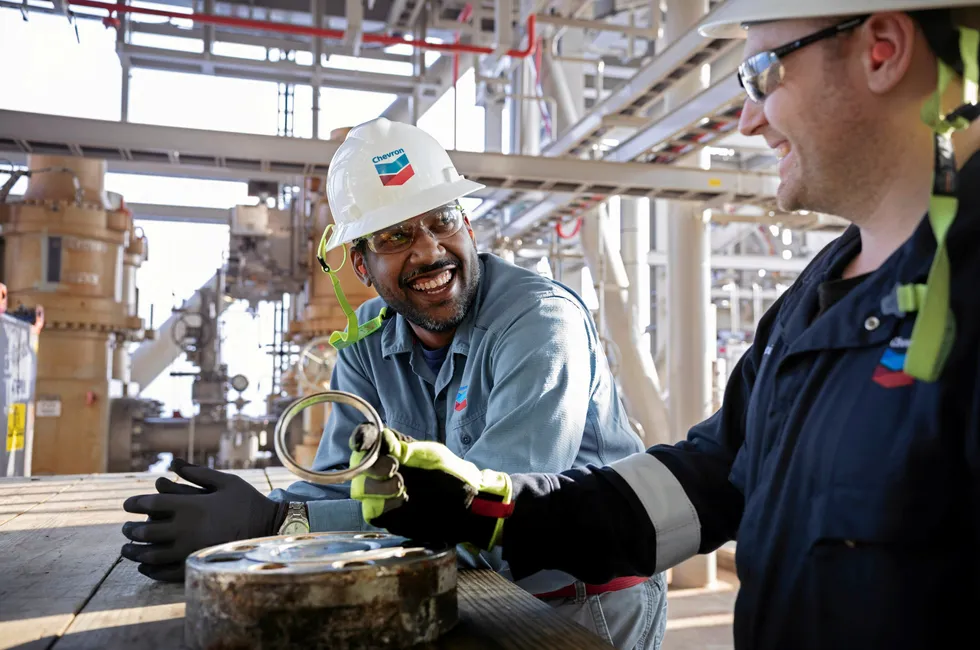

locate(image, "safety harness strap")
[[893, 26, 979, 382], [316, 225, 389, 350]]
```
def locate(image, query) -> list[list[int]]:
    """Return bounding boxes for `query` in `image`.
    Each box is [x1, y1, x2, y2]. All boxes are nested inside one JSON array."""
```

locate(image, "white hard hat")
[[699, 0, 979, 39], [323, 117, 486, 252]]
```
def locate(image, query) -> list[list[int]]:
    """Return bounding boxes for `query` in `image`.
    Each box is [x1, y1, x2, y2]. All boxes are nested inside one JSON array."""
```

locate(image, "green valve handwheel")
[[273, 390, 382, 484]]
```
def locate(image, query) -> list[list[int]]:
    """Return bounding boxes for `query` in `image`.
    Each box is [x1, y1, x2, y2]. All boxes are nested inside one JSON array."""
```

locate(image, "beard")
[[369, 251, 482, 333]]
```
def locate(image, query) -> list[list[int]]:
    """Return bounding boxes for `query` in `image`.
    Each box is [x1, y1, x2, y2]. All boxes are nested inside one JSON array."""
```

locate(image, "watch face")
[[282, 520, 309, 535]]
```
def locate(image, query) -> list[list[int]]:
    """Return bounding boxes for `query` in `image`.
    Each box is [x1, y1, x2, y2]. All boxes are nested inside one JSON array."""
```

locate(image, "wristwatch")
[[278, 502, 310, 535]]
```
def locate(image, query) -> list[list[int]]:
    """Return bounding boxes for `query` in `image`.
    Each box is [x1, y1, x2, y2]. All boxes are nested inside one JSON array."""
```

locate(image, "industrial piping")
[[68, 0, 537, 59]]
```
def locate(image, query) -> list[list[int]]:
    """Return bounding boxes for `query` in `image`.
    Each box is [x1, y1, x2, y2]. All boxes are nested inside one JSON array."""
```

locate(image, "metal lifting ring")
[[273, 390, 383, 484]]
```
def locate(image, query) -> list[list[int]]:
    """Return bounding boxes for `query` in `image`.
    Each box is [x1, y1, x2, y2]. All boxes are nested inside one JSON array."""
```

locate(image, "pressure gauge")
[[297, 336, 338, 391], [230, 374, 249, 392]]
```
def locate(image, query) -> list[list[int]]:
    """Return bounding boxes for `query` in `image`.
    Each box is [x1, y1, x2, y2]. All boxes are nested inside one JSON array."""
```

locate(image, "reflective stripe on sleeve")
[[608, 452, 701, 573]]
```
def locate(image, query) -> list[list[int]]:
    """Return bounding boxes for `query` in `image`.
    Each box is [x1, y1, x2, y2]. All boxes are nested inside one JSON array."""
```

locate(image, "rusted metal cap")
[[185, 532, 458, 650]]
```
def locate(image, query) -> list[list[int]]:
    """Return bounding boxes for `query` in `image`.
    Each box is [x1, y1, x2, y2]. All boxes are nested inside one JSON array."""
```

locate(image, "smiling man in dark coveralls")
[[344, 2, 980, 648]]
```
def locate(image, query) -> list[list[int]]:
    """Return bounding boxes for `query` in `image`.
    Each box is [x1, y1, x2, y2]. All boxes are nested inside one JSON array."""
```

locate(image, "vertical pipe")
[[117, 0, 130, 122], [311, 0, 321, 139], [521, 57, 541, 155], [410, 5, 427, 125], [595, 206, 606, 341], [188, 413, 196, 464], [653, 198, 668, 368], [484, 98, 504, 153], [753, 282, 764, 327], [664, 0, 716, 589], [203, 0, 214, 57], [540, 37, 580, 135], [120, 63, 130, 122], [509, 64, 523, 155], [729, 283, 741, 334], [313, 88, 320, 139], [581, 207, 669, 446], [620, 197, 651, 354]]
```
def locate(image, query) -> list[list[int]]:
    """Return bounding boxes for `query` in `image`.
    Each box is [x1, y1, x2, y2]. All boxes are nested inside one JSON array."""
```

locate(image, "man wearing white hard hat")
[[119, 117, 668, 650], [341, 4, 980, 649]]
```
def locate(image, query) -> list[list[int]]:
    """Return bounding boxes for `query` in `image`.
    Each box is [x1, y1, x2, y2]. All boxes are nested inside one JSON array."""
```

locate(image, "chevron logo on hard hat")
[[372, 148, 415, 186]]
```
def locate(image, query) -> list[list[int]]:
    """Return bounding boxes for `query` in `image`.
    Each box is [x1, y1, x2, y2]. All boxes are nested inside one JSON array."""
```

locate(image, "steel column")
[[664, 0, 717, 590], [581, 206, 669, 446]]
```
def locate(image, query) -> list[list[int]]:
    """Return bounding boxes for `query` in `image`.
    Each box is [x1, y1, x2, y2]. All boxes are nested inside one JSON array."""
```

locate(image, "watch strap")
[[278, 501, 310, 534]]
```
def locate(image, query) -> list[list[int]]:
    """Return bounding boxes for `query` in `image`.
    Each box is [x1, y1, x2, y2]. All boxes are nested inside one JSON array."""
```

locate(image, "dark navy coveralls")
[[502, 153, 980, 649]]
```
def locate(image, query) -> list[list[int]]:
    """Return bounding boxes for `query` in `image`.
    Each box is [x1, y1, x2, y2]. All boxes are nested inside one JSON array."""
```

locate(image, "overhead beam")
[[534, 13, 658, 38], [123, 21, 416, 65], [381, 47, 461, 123], [0, 110, 779, 201], [119, 44, 434, 94], [2, 198, 232, 225], [493, 9, 743, 238], [541, 12, 739, 158], [604, 72, 744, 164], [127, 203, 229, 224]]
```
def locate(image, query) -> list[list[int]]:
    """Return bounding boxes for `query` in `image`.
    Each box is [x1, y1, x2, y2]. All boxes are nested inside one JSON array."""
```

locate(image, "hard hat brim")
[[698, 0, 980, 39], [323, 177, 486, 252]]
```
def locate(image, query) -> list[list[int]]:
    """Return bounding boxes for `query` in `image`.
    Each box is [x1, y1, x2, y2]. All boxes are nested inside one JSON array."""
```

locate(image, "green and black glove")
[[349, 423, 512, 551], [120, 458, 288, 583]]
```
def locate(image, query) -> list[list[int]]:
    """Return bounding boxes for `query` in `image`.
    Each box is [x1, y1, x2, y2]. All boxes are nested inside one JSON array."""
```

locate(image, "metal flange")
[[273, 390, 383, 485], [184, 532, 458, 650]]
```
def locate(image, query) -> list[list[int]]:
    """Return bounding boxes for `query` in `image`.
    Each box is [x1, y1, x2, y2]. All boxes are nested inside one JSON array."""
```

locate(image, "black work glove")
[[349, 424, 513, 551], [120, 458, 287, 582]]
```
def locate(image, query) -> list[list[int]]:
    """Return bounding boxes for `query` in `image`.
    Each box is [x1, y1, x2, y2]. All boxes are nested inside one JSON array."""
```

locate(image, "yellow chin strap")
[[884, 26, 979, 382], [316, 225, 388, 350]]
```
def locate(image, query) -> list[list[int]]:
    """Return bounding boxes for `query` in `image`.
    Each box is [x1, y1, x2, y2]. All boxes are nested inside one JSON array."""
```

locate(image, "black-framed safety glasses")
[[738, 15, 870, 103], [355, 202, 466, 255]]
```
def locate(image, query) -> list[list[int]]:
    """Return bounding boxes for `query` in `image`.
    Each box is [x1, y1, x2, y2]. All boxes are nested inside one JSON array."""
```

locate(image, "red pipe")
[[69, 0, 536, 58], [556, 217, 583, 239], [452, 3, 474, 86]]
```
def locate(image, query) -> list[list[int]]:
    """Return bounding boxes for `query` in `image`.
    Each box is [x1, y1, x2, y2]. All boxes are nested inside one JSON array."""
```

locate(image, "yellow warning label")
[[6, 403, 26, 452], [708, 178, 722, 188]]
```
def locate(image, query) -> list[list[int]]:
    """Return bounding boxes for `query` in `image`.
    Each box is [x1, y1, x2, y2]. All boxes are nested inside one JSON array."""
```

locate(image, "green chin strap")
[[316, 225, 388, 350], [885, 25, 979, 383]]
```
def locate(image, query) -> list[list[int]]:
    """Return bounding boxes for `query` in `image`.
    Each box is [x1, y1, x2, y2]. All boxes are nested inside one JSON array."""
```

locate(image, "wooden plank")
[[165, 466, 271, 493], [52, 559, 186, 650], [435, 570, 611, 650], [0, 475, 87, 526], [231, 468, 273, 492], [49, 569, 609, 650], [264, 466, 303, 492], [0, 472, 164, 650], [5, 471, 611, 650]]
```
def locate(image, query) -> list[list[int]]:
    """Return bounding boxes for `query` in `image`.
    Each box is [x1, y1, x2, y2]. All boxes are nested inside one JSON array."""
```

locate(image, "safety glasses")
[[738, 15, 870, 103], [356, 203, 466, 255]]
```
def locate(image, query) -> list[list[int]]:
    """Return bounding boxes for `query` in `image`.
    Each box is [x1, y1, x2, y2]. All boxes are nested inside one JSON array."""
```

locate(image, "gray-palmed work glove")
[[120, 458, 287, 583]]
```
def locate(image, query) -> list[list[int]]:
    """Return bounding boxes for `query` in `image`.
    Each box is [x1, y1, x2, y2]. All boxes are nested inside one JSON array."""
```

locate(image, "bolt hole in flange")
[[335, 561, 373, 568], [354, 533, 386, 539], [253, 562, 288, 571], [204, 552, 245, 563]]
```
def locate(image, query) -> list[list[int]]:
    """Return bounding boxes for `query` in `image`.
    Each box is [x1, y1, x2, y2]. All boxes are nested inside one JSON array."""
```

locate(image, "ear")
[[860, 13, 918, 95], [349, 248, 372, 287], [463, 216, 476, 244]]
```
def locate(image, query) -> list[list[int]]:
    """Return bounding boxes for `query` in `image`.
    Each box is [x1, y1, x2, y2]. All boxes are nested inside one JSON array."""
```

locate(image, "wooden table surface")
[[0, 468, 610, 650]]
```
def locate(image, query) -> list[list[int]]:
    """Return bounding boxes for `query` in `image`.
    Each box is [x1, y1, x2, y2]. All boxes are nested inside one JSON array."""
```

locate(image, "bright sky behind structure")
[[0, 6, 498, 415]]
